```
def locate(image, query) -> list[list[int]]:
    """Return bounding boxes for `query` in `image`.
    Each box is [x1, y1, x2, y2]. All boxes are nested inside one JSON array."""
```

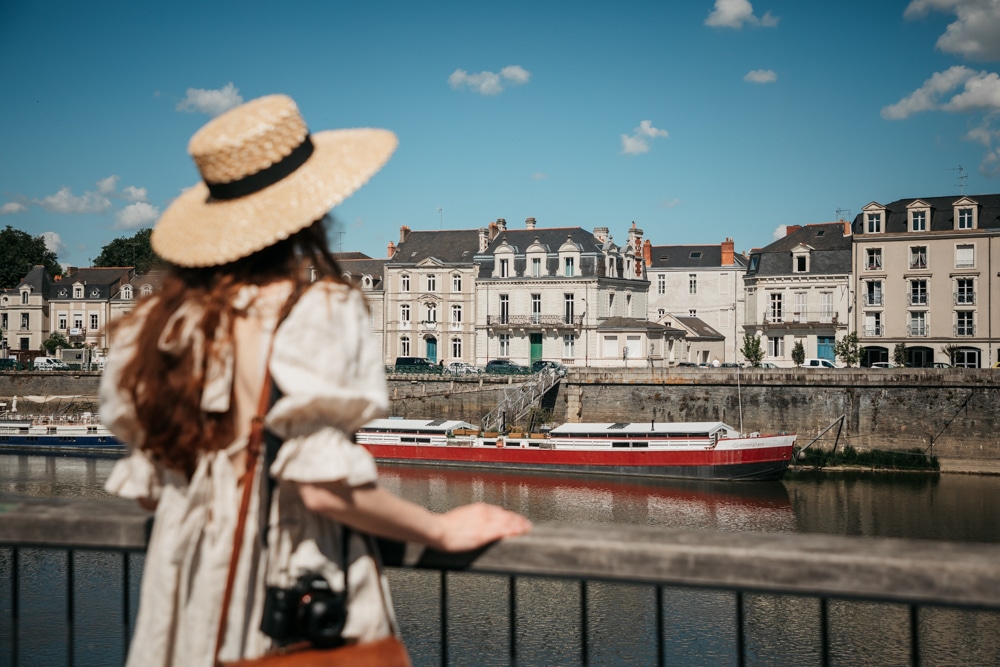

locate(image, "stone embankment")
[[4, 368, 999, 472]]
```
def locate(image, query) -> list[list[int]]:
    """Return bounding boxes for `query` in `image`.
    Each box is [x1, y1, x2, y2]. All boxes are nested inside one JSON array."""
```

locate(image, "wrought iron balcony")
[[954, 323, 975, 337], [955, 291, 976, 305], [488, 314, 583, 327], [864, 294, 883, 306], [863, 326, 884, 337], [908, 324, 928, 337], [907, 293, 929, 306]]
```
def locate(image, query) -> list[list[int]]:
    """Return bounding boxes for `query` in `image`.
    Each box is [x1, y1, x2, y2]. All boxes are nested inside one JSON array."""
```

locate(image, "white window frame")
[[498, 333, 511, 357]]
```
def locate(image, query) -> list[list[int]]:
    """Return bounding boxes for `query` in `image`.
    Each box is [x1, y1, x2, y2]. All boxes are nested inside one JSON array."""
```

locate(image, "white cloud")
[[744, 69, 777, 84], [881, 66, 1000, 119], [448, 66, 531, 95], [40, 231, 65, 256], [0, 201, 27, 215], [116, 202, 160, 229], [121, 185, 149, 203], [36, 187, 112, 214], [177, 82, 243, 116], [966, 119, 1000, 176], [905, 0, 1000, 61], [705, 0, 778, 29], [621, 120, 669, 155], [772, 225, 787, 240], [658, 198, 681, 209], [96, 175, 119, 194], [531, 172, 548, 180]]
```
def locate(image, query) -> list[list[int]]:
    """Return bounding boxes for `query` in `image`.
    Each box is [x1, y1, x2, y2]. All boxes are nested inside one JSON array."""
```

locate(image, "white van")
[[34, 357, 70, 371], [800, 358, 841, 369]]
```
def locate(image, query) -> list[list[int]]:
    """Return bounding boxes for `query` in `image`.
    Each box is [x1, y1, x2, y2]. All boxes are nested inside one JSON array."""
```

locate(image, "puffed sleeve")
[[266, 283, 388, 487], [101, 303, 164, 500]]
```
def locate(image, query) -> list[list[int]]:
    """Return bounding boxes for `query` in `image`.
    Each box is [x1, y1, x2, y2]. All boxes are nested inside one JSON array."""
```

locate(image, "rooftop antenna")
[[949, 165, 968, 195], [437, 206, 443, 229], [333, 230, 344, 254], [835, 208, 851, 222]]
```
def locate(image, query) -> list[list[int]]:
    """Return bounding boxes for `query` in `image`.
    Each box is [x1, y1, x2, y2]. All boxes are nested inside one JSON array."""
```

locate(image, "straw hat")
[[152, 94, 397, 267]]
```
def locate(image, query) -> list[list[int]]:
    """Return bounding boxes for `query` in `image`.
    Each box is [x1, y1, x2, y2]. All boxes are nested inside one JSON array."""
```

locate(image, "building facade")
[[0, 266, 54, 355]]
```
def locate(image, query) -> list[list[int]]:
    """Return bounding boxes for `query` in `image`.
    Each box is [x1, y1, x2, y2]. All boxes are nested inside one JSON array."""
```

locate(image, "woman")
[[101, 94, 531, 666]]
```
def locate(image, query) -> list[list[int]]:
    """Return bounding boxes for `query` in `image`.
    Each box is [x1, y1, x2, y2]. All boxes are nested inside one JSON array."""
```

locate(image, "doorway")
[[426, 336, 437, 363], [530, 333, 543, 366]]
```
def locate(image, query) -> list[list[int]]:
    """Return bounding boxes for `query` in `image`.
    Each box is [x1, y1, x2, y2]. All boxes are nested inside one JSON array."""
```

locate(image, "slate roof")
[[388, 230, 481, 265], [17, 265, 55, 294], [339, 257, 387, 288], [671, 316, 725, 341], [648, 245, 747, 269], [745, 223, 852, 278], [49, 267, 133, 299], [851, 193, 1000, 235], [481, 227, 608, 255]]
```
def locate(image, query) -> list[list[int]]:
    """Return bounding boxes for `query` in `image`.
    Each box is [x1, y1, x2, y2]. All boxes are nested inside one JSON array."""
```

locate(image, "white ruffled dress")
[[101, 282, 395, 667]]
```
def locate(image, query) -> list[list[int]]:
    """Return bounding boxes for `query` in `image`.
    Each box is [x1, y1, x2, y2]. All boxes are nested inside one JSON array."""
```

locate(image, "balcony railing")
[[488, 314, 583, 327], [863, 326, 884, 337], [955, 323, 975, 337], [908, 293, 929, 306], [2, 500, 1000, 666], [865, 260, 882, 271], [909, 260, 927, 270], [955, 291, 976, 305], [764, 312, 837, 326], [864, 294, 883, 306], [908, 324, 928, 337]]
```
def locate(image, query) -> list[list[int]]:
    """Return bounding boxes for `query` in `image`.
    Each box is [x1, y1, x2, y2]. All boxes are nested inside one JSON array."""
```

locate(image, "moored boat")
[[355, 419, 796, 481], [0, 417, 124, 454]]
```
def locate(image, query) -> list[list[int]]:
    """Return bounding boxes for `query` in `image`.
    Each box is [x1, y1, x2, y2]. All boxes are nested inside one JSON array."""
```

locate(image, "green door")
[[426, 337, 437, 363], [530, 334, 543, 366]]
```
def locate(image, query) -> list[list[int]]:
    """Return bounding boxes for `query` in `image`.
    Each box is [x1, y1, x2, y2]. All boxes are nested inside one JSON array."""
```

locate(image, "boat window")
[[608, 423, 628, 430], [612, 441, 630, 448], [632, 441, 649, 448]]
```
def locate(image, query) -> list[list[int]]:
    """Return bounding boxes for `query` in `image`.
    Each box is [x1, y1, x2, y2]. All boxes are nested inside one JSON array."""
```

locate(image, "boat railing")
[[2, 499, 999, 666]]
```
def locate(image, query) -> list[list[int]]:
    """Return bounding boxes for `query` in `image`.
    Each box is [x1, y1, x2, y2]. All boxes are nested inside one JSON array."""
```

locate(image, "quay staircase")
[[480, 369, 562, 433]]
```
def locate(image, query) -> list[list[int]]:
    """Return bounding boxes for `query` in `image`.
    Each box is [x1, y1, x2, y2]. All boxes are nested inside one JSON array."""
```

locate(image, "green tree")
[[740, 332, 765, 367], [791, 340, 805, 366], [42, 332, 71, 354], [892, 342, 907, 367], [940, 344, 960, 365], [835, 332, 861, 368], [0, 225, 62, 289], [94, 228, 160, 273]]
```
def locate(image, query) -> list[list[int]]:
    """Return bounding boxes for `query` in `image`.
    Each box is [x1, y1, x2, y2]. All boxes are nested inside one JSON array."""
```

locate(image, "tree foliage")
[[892, 342, 907, 367], [740, 332, 765, 367], [791, 340, 805, 366], [43, 332, 72, 354], [94, 228, 160, 273], [0, 225, 63, 289], [835, 332, 861, 367]]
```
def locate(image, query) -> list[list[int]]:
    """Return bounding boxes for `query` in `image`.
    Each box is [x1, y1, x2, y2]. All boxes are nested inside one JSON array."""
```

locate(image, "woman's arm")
[[298, 481, 531, 552]]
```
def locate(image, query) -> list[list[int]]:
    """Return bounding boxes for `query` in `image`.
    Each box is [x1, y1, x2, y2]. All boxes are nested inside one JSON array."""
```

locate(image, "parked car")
[[485, 359, 530, 375], [870, 362, 897, 369], [759, 362, 778, 369], [929, 362, 952, 368], [33, 357, 70, 371], [800, 358, 842, 369], [674, 362, 697, 368], [443, 361, 482, 376], [392, 357, 442, 373], [530, 360, 568, 377], [0, 358, 25, 371]]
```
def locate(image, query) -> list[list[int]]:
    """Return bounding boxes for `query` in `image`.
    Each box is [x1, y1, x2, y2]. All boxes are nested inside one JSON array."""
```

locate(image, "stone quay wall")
[[4, 368, 1000, 465]]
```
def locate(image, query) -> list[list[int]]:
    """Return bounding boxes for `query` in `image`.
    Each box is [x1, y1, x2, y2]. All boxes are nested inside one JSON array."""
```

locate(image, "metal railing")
[[955, 291, 976, 305], [480, 368, 561, 432], [864, 294, 883, 306], [863, 325, 884, 337], [908, 324, 928, 337], [487, 314, 583, 327], [908, 293, 929, 306], [955, 323, 976, 337], [2, 500, 999, 666]]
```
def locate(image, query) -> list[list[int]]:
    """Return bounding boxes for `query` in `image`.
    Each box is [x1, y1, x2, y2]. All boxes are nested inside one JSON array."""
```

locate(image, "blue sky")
[[2, 0, 1000, 268]]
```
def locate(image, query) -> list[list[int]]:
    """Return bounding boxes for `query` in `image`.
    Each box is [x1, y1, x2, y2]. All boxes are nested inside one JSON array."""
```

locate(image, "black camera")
[[260, 573, 347, 648]]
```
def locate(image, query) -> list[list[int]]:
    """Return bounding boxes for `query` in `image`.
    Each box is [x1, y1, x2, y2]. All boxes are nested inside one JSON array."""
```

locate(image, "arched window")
[[400, 336, 411, 356], [121, 285, 133, 300], [141, 285, 153, 297], [21, 291, 29, 305]]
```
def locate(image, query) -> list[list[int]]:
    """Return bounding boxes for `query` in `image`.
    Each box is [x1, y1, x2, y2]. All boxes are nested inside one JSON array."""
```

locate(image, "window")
[[21, 291, 29, 305], [90, 314, 99, 330], [911, 210, 926, 232], [793, 292, 807, 322], [74, 315, 83, 330], [451, 304, 462, 325], [564, 293, 575, 324], [608, 293, 616, 316], [564, 257, 575, 277], [657, 274, 665, 295], [499, 259, 509, 278], [956, 244, 974, 268], [866, 212, 882, 234], [864, 312, 883, 337], [795, 255, 807, 272], [748, 256, 760, 272], [425, 303, 436, 323], [769, 293, 783, 322], [20, 313, 29, 329], [958, 208, 973, 229], [688, 274, 697, 294], [531, 294, 541, 324], [499, 295, 509, 324], [531, 257, 542, 277], [626, 294, 632, 317], [688, 309, 696, 317], [141, 285, 152, 297], [451, 337, 462, 358], [400, 304, 410, 325], [956, 279, 975, 305], [400, 336, 410, 356], [0, 314, 5, 329], [909, 311, 927, 337], [865, 281, 883, 306], [427, 274, 436, 292], [656, 308, 665, 319], [909, 246, 927, 270], [956, 311, 974, 337], [449, 274, 460, 293], [121, 285, 133, 300], [563, 334, 576, 357], [73, 285, 83, 298], [909, 280, 928, 306], [866, 248, 882, 270], [499, 334, 511, 357], [400, 274, 410, 292], [58, 314, 67, 330], [768, 336, 784, 358]]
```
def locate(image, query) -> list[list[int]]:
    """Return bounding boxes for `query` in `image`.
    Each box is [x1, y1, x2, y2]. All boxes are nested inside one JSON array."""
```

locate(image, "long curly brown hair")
[[112, 218, 346, 477]]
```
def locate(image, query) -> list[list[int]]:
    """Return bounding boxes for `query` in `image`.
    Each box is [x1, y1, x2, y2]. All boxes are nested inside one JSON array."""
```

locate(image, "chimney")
[[785, 225, 801, 237], [495, 218, 507, 231], [399, 225, 411, 244], [525, 217, 536, 230], [842, 221, 852, 237], [721, 238, 735, 266], [387, 241, 396, 258], [488, 221, 500, 241], [643, 239, 652, 266], [479, 227, 490, 252], [593, 227, 609, 243], [628, 222, 643, 253]]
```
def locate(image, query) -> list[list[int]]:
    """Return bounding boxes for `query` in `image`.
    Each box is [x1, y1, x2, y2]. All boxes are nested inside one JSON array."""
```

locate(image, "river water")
[[2, 454, 999, 665]]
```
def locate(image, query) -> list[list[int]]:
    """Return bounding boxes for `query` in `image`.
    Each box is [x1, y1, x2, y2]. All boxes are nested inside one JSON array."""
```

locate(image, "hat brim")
[[152, 127, 397, 268]]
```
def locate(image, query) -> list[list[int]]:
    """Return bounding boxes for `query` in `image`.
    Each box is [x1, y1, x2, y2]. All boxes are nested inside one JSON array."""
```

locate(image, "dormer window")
[[121, 285, 133, 300], [957, 208, 974, 229], [907, 200, 930, 233], [866, 212, 882, 234], [73, 285, 83, 299], [20, 290, 29, 305], [564, 257, 575, 277], [953, 198, 978, 230], [499, 258, 509, 278], [795, 256, 807, 272], [141, 284, 153, 297]]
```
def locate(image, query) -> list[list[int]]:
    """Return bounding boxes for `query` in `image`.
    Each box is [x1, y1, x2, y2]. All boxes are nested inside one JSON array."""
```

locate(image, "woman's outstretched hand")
[[431, 502, 532, 552]]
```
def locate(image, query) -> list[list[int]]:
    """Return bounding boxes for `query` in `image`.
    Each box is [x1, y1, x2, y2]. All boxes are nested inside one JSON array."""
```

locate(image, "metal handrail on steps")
[[481, 369, 560, 432]]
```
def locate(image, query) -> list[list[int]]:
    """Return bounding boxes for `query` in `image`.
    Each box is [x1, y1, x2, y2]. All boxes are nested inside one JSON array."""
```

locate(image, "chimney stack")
[[643, 239, 652, 266], [593, 227, 609, 243], [843, 221, 852, 237], [525, 217, 536, 230], [495, 218, 507, 231], [785, 225, 801, 237], [387, 241, 396, 258], [721, 238, 735, 266], [399, 225, 411, 244]]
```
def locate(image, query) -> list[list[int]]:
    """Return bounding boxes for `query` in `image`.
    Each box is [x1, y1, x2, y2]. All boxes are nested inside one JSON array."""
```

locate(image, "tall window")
[[531, 257, 542, 277], [793, 292, 807, 321], [121, 285, 133, 300], [499, 259, 509, 278], [58, 314, 67, 330], [400, 336, 410, 356], [531, 294, 541, 324], [74, 285, 83, 298], [499, 295, 509, 324], [452, 274, 461, 292], [608, 293, 615, 316], [688, 274, 697, 294], [820, 292, 833, 323], [21, 291, 29, 305], [563, 334, 576, 357], [909, 311, 927, 337], [866, 212, 882, 234], [20, 313, 29, 329], [400, 304, 410, 325], [74, 315, 83, 329], [865, 281, 882, 306], [0, 314, 6, 329], [864, 312, 883, 337], [498, 334, 510, 357], [564, 257, 574, 277], [956, 311, 974, 336], [657, 274, 665, 295], [427, 274, 436, 292], [451, 304, 462, 325], [451, 337, 462, 358], [956, 278, 975, 305], [909, 280, 928, 305], [564, 293, 575, 324], [909, 246, 927, 269], [912, 211, 926, 232], [795, 255, 807, 272], [956, 244, 975, 268], [768, 336, 784, 358], [400, 274, 410, 292], [425, 303, 436, 323], [958, 208, 973, 229], [90, 314, 99, 330], [141, 285, 152, 297], [769, 293, 783, 322], [866, 248, 882, 270]]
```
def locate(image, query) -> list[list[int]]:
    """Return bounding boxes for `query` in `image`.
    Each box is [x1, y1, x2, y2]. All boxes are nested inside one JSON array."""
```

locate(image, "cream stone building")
[[48, 267, 134, 352], [0, 266, 54, 356]]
